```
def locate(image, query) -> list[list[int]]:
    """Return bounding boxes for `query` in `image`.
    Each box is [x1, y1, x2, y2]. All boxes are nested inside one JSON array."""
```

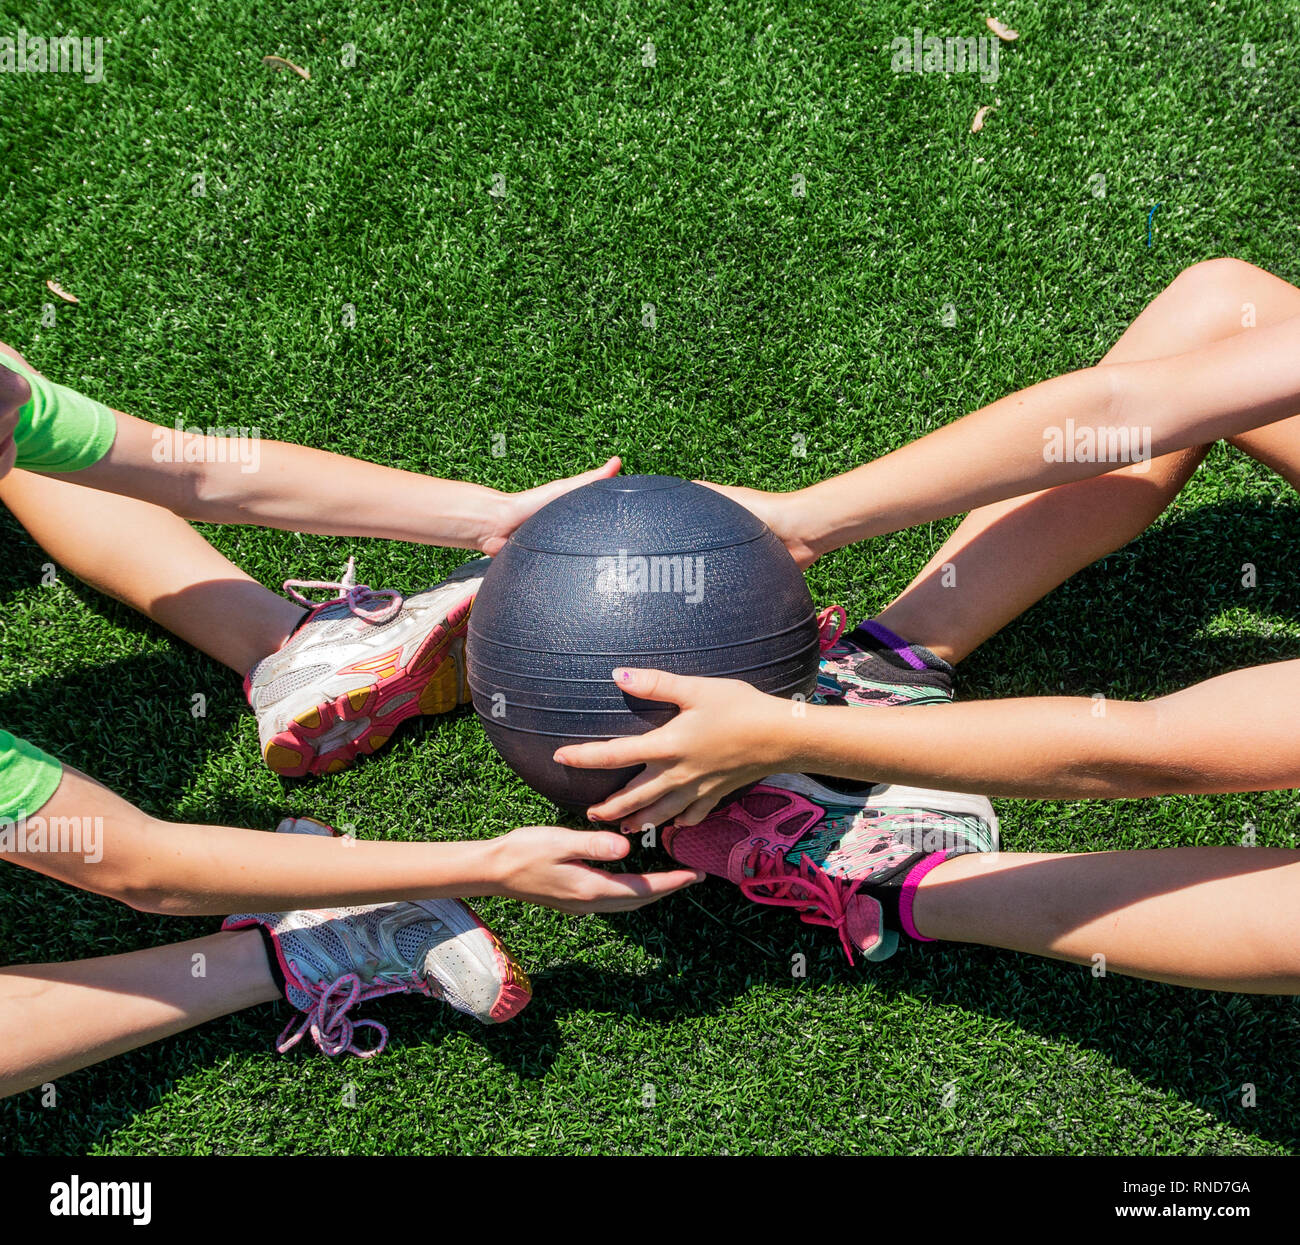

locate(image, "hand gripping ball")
[[467, 474, 820, 810]]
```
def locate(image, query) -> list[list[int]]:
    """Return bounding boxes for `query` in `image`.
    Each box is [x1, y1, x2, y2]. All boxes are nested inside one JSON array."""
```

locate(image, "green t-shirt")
[[0, 730, 63, 824], [0, 357, 104, 823], [1, 353, 116, 472]]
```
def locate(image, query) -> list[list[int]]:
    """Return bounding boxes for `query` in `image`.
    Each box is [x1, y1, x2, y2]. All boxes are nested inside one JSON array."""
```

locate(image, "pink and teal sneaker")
[[815, 608, 955, 709], [224, 816, 531, 1056], [662, 772, 998, 963], [246, 556, 487, 777]]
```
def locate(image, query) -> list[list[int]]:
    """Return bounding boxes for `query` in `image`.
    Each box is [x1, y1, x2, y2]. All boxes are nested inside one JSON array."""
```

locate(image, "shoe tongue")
[[285, 980, 315, 1011], [392, 921, 449, 997], [844, 893, 885, 956], [417, 949, 445, 991]]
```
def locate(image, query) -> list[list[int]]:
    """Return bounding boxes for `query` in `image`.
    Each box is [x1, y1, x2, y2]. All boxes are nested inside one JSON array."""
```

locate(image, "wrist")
[[757, 691, 805, 772], [432, 480, 505, 551], [790, 482, 852, 560], [476, 833, 511, 896], [779, 700, 848, 775]]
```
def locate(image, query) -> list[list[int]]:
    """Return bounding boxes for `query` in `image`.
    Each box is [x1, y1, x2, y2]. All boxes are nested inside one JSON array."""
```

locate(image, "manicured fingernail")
[[614, 668, 632, 683]]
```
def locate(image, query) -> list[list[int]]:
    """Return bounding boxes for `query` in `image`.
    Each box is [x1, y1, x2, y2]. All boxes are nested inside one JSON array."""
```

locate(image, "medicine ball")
[[467, 474, 819, 810]]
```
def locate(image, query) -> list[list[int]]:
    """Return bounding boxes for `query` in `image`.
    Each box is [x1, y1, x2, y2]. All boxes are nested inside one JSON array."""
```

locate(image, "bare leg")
[[0, 338, 302, 675], [876, 259, 1300, 662], [912, 847, 1300, 993], [1, 467, 303, 675], [0, 930, 278, 1097]]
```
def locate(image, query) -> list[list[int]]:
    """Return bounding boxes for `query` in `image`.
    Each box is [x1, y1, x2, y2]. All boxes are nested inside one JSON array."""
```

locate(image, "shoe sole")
[[463, 908, 533, 1024], [262, 594, 475, 778]]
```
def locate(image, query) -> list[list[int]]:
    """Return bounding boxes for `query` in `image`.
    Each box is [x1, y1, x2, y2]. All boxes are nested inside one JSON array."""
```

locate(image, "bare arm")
[[43, 409, 620, 553], [787, 660, 1300, 799], [556, 661, 1300, 827], [711, 312, 1300, 562], [7, 768, 700, 915]]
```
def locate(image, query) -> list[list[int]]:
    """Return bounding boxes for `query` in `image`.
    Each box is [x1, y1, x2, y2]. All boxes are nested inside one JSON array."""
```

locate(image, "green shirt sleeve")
[[1, 353, 117, 473], [0, 729, 63, 824]]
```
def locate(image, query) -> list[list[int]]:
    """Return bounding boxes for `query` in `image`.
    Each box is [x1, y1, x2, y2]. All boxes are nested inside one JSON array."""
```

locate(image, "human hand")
[[554, 668, 793, 829], [694, 481, 822, 569], [481, 456, 622, 556], [486, 824, 703, 913]]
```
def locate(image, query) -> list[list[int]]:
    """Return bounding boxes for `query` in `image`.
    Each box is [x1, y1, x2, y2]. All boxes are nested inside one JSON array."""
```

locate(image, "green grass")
[[3, 0, 1300, 1155]]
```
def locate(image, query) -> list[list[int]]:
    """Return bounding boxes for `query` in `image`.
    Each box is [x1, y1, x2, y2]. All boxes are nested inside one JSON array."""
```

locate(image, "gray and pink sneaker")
[[246, 557, 487, 777], [663, 773, 997, 963], [224, 817, 531, 1057]]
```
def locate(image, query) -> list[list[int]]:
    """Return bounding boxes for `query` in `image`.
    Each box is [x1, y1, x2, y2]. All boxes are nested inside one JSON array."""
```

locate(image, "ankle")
[[242, 605, 308, 676], [906, 850, 988, 941], [869, 607, 961, 666]]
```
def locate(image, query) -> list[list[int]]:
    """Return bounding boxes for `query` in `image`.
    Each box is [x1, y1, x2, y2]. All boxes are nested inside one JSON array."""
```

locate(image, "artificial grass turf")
[[2, 0, 1300, 1154]]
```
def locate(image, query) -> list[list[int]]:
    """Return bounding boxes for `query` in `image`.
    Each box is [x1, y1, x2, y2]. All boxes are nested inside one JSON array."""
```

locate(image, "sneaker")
[[224, 815, 532, 1056], [662, 773, 997, 964], [247, 556, 488, 777], [814, 611, 954, 709]]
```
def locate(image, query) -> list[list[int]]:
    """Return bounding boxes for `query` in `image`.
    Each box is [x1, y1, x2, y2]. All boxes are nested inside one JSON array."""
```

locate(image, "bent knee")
[[1166, 258, 1272, 337], [1174, 256, 1258, 289]]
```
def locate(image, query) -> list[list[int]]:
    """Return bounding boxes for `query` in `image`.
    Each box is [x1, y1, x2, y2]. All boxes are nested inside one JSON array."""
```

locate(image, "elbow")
[[103, 860, 213, 918], [1074, 701, 1188, 799], [1114, 700, 1214, 798], [178, 456, 233, 522], [1092, 358, 1131, 432], [1062, 766, 1169, 801], [168, 434, 256, 523], [92, 817, 222, 915], [114, 880, 208, 917]]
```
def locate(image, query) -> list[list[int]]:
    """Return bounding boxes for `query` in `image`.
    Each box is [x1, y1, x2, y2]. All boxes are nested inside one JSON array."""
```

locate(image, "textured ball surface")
[[467, 474, 819, 810]]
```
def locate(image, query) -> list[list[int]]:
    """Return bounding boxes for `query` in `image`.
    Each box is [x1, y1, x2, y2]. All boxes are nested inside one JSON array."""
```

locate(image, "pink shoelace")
[[817, 604, 848, 653], [283, 556, 403, 623], [739, 847, 868, 965], [276, 973, 391, 1058]]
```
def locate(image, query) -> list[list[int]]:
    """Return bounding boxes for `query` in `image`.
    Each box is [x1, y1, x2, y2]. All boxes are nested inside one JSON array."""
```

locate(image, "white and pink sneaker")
[[246, 557, 487, 777]]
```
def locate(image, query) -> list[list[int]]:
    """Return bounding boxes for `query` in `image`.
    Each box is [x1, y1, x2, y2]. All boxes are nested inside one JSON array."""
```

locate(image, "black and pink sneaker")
[[815, 609, 954, 709], [663, 772, 997, 963]]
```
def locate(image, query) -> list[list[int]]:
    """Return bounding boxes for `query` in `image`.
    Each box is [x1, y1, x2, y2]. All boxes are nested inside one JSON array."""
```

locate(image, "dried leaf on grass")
[[262, 55, 310, 81]]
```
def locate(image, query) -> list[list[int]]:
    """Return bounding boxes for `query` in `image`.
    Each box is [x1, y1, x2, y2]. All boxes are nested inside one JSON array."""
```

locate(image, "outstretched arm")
[[0, 342, 621, 550], [61, 410, 620, 552], [708, 311, 1300, 564], [9, 767, 702, 915], [557, 660, 1300, 827]]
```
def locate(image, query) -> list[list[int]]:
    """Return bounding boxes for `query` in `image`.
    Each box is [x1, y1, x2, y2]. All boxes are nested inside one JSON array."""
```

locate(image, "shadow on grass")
[[0, 647, 273, 826], [955, 497, 1300, 697], [4, 498, 1300, 1151], [531, 875, 1300, 1153]]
